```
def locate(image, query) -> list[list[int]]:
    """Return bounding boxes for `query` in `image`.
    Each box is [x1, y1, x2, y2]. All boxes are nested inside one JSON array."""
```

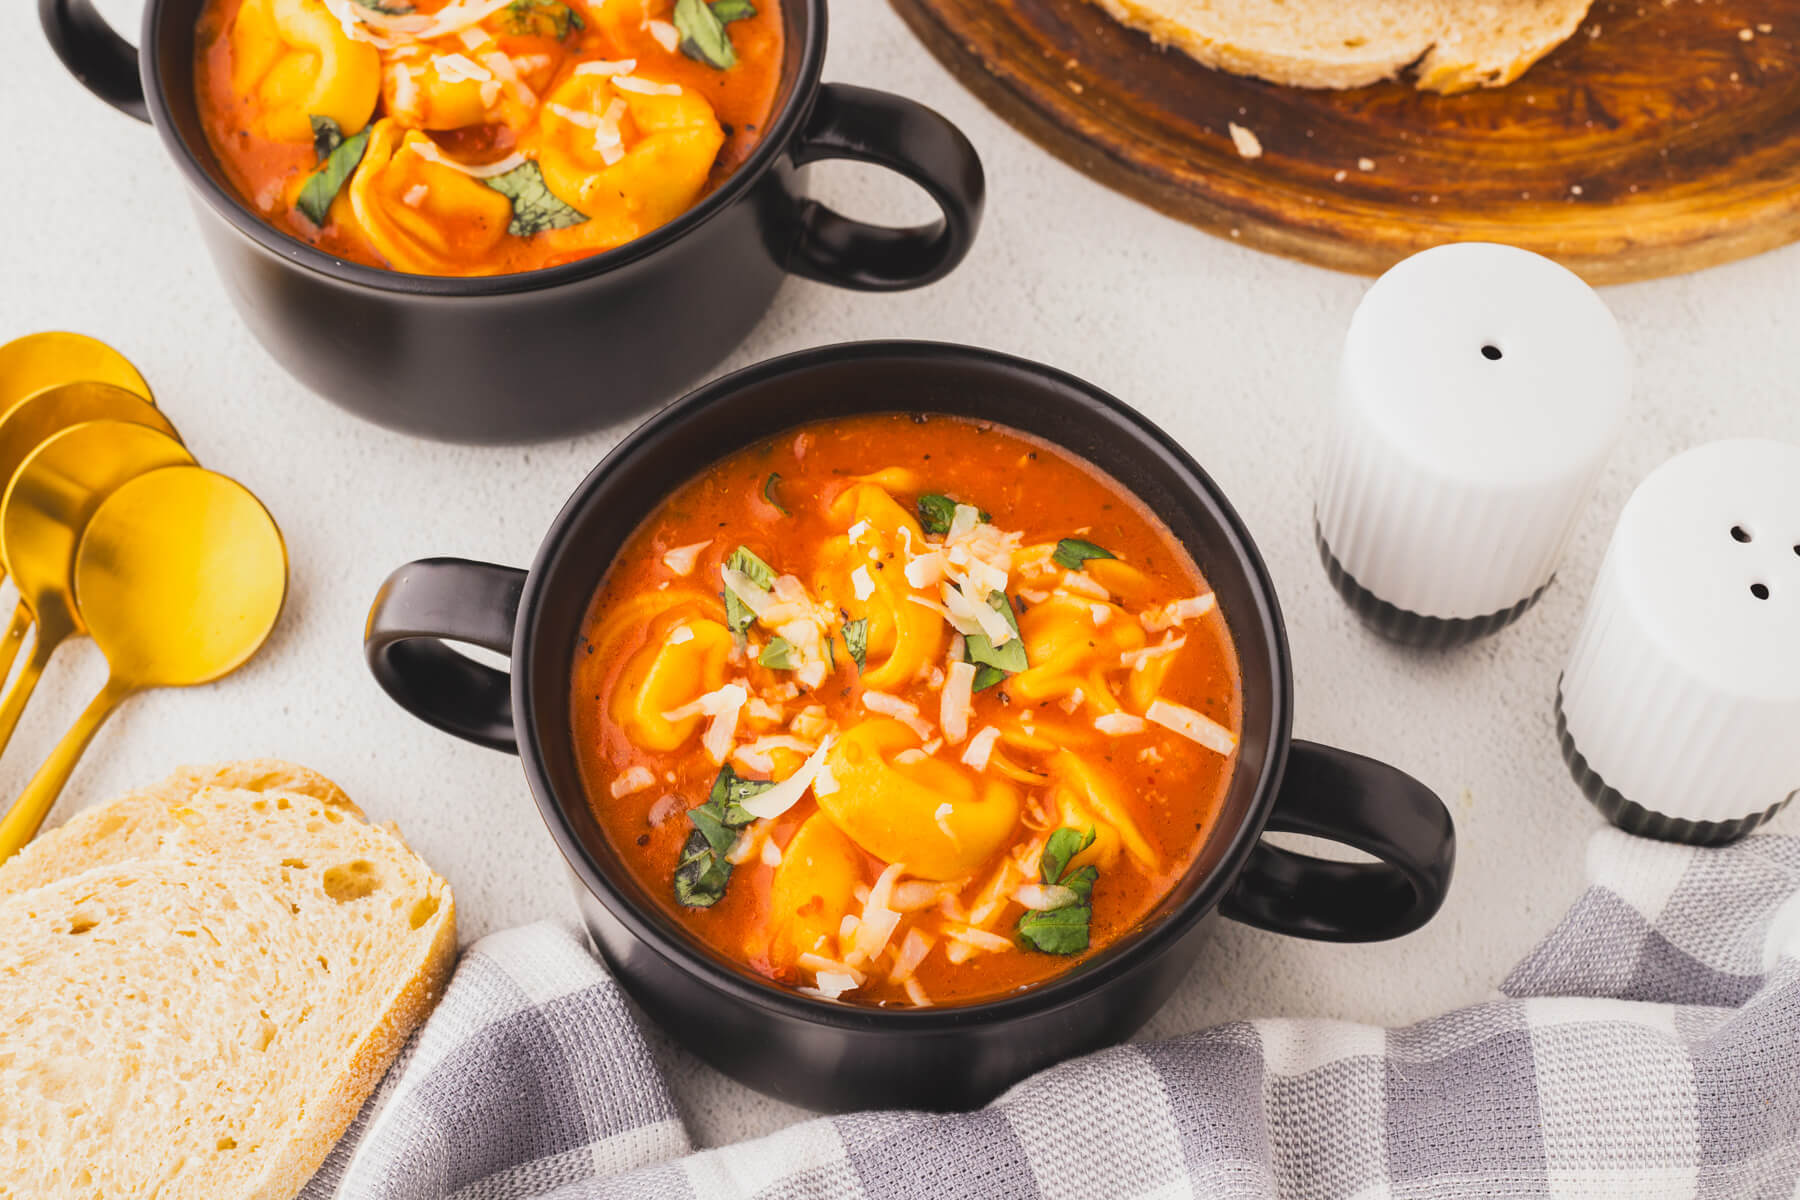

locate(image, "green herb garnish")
[[502, 0, 584, 37], [1017, 826, 1098, 954], [963, 591, 1027, 676], [356, 0, 415, 12], [296, 122, 370, 227], [843, 618, 868, 672], [972, 664, 1008, 692], [762, 472, 788, 516], [759, 636, 795, 670], [309, 114, 342, 160], [721, 545, 775, 634], [673, 0, 752, 69], [483, 159, 588, 236], [1052, 539, 1116, 571], [674, 764, 772, 907], [915, 494, 990, 536]]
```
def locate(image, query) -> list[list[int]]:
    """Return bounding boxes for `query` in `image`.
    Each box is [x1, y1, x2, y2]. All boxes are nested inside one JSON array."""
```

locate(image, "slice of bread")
[[0, 762, 455, 1200], [0, 759, 362, 897], [1086, 0, 1594, 93]]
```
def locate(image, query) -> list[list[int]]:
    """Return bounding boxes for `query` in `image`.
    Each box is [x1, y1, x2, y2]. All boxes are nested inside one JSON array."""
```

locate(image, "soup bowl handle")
[[787, 83, 985, 292], [365, 557, 526, 755], [1220, 741, 1456, 942], [40, 0, 149, 124]]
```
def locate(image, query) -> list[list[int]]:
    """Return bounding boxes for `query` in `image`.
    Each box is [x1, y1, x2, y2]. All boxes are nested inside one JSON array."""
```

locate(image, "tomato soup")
[[193, 0, 783, 275], [571, 414, 1241, 1008]]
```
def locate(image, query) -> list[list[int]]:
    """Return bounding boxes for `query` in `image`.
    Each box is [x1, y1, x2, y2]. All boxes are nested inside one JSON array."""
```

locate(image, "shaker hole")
[[1731, 525, 1752, 543], [1751, 583, 1771, 600], [1480, 344, 1503, 361]]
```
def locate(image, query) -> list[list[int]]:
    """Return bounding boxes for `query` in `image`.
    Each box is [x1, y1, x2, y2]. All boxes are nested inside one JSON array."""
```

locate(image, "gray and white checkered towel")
[[304, 830, 1800, 1199]]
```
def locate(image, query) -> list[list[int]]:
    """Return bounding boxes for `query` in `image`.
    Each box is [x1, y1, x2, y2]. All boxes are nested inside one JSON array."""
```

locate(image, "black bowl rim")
[[137, 0, 825, 297], [512, 339, 1296, 1032]]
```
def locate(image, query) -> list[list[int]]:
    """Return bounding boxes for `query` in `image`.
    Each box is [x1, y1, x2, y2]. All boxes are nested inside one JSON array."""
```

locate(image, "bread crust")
[[0, 761, 455, 1200]]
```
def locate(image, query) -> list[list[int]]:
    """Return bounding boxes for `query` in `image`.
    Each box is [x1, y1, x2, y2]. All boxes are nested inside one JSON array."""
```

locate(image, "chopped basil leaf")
[[759, 636, 795, 670], [296, 124, 370, 227], [673, 0, 737, 69], [502, 0, 583, 37], [1052, 538, 1116, 571], [355, 0, 415, 13], [309, 114, 342, 160], [675, 764, 770, 907], [1018, 826, 1098, 953], [484, 159, 588, 236], [762, 472, 788, 516], [823, 634, 836, 669], [916, 493, 989, 536], [722, 545, 774, 634], [1039, 825, 1097, 886], [710, 0, 756, 20], [674, 828, 732, 907], [964, 591, 1027, 675], [1017, 903, 1091, 955], [843, 618, 868, 672], [972, 663, 1008, 692]]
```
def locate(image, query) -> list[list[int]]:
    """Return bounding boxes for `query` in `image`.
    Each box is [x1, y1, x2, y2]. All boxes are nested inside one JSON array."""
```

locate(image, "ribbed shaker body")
[[1316, 243, 1629, 647], [1558, 439, 1800, 844]]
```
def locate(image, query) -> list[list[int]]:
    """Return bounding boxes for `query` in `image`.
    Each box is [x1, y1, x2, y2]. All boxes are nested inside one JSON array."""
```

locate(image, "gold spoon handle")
[[0, 675, 133, 862], [0, 602, 30, 690], [0, 607, 74, 763]]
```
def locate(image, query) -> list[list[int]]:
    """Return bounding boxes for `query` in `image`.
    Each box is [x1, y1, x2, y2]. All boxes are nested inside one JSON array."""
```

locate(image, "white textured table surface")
[[7, 0, 1799, 1149]]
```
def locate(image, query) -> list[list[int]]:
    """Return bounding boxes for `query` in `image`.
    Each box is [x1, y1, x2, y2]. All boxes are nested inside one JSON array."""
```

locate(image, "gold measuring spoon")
[[0, 332, 152, 412], [0, 383, 180, 683], [0, 466, 286, 862], [0, 421, 196, 758]]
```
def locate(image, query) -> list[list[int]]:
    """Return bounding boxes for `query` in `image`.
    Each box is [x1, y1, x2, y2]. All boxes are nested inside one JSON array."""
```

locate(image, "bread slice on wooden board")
[[1085, 0, 1594, 93], [0, 763, 455, 1200], [0, 759, 361, 897]]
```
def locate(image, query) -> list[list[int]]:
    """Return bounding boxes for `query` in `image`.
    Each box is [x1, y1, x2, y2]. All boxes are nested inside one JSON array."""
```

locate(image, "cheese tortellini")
[[343, 120, 514, 273], [536, 75, 726, 250], [815, 483, 946, 691], [820, 719, 1021, 881], [230, 0, 380, 142], [765, 813, 862, 969]]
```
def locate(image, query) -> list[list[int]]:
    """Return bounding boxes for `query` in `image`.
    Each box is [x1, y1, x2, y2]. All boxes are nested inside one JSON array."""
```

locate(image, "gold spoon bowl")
[[0, 421, 196, 759], [0, 465, 286, 861]]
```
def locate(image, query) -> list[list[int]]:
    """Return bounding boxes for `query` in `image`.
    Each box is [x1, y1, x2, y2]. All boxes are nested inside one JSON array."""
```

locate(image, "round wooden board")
[[890, 0, 1800, 283]]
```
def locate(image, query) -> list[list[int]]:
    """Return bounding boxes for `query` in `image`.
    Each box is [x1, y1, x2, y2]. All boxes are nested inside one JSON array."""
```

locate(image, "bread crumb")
[[1334, 168, 1348, 182], [1758, 22, 1772, 32], [1739, 27, 1754, 39], [1067, 79, 1084, 93], [1357, 157, 1376, 172], [1570, 184, 1583, 195], [1227, 122, 1263, 159]]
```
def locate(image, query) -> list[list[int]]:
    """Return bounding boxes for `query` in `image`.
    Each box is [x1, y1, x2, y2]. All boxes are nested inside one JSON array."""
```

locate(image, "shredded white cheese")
[[942, 924, 1015, 954], [862, 691, 934, 740], [668, 625, 694, 646], [575, 58, 638, 76], [849, 862, 906, 965], [846, 520, 870, 543], [961, 725, 1000, 771], [1095, 712, 1148, 735], [904, 551, 947, 589], [1145, 698, 1237, 756], [646, 17, 680, 50], [613, 74, 683, 96], [1014, 882, 1080, 911], [1122, 635, 1187, 671], [888, 928, 935, 983], [721, 566, 774, 622], [904, 978, 932, 1007], [737, 737, 835, 820], [1141, 593, 1217, 632], [851, 565, 875, 602], [609, 765, 655, 797], [941, 582, 1013, 646], [940, 661, 976, 744], [934, 801, 958, 844], [760, 838, 782, 867], [433, 51, 491, 83], [405, 141, 528, 178], [402, 183, 430, 208]]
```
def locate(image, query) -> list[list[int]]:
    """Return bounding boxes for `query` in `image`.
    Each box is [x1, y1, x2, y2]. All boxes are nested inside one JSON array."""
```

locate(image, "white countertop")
[[7, 0, 1799, 1149]]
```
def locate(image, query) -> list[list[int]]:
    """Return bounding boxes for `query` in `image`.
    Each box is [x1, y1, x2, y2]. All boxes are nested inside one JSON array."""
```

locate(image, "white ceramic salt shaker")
[[1558, 439, 1800, 844], [1315, 243, 1630, 647]]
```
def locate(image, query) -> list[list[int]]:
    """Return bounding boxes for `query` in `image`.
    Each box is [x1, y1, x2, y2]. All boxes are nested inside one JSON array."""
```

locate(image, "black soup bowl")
[[39, 0, 984, 443], [363, 341, 1456, 1111]]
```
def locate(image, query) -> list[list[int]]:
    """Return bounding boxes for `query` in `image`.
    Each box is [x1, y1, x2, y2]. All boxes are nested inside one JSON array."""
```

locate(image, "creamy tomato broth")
[[194, 0, 783, 275], [571, 414, 1240, 1008]]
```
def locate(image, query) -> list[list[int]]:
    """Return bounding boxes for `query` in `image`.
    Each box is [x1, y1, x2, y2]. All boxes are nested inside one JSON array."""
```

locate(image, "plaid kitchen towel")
[[305, 830, 1800, 1200]]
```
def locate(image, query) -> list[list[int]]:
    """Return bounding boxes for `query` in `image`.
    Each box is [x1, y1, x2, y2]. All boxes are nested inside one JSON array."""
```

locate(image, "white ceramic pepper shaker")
[[1315, 243, 1630, 647], [1558, 439, 1800, 844]]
